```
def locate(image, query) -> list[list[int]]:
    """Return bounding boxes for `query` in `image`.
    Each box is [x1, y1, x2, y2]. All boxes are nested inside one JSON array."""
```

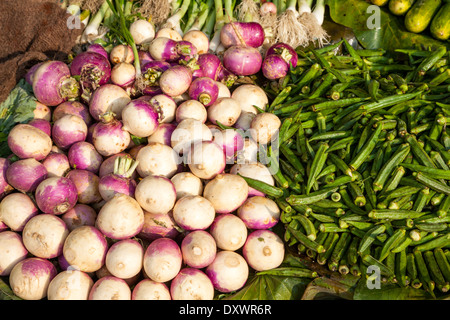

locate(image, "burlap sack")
[[0, 0, 82, 103]]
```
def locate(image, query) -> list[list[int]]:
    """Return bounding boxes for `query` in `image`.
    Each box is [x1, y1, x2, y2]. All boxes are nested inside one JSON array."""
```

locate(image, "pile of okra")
[[244, 40, 450, 295]]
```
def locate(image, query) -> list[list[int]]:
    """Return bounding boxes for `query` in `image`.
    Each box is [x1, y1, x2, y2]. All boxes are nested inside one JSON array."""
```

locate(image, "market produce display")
[[0, 0, 450, 301], [371, 0, 450, 40]]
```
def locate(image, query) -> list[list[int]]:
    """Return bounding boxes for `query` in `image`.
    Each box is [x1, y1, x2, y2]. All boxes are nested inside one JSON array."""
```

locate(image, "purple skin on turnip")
[[35, 176, 78, 215], [220, 22, 265, 48], [149, 37, 180, 62], [159, 64, 194, 97], [0, 158, 13, 200], [92, 117, 131, 157], [70, 51, 112, 101], [265, 42, 298, 68], [121, 99, 160, 138], [223, 46, 263, 77], [42, 152, 71, 178], [32, 60, 79, 106], [53, 100, 93, 126], [87, 43, 109, 60], [27, 118, 51, 136], [61, 203, 97, 231], [51, 114, 88, 150], [66, 169, 102, 205], [197, 53, 222, 80], [68, 141, 103, 173], [143, 238, 182, 283], [138, 211, 179, 241], [262, 54, 290, 80], [5, 158, 48, 193], [98, 155, 138, 201], [9, 257, 57, 300], [188, 77, 219, 107]]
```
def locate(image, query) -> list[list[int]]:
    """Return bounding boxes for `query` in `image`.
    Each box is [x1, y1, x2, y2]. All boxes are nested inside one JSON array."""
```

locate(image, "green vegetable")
[[389, 0, 415, 16], [430, 2, 450, 40], [404, 0, 442, 34]]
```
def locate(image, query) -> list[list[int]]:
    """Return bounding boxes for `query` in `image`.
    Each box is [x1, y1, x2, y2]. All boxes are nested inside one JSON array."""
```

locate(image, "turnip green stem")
[[114, 156, 139, 178], [83, 0, 110, 41], [312, 0, 325, 26], [183, 0, 200, 33], [164, 0, 192, 36], [189, 0, 212, 31], [201, 7, 216, 38]]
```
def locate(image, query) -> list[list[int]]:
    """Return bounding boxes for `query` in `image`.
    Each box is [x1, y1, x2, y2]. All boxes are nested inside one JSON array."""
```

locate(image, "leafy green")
[[224, 273, 311, 300], [325, 0, 449, 52], [353, 278, 434, 300], [0, 79, 37, 157], [0, 277, 21, 300]]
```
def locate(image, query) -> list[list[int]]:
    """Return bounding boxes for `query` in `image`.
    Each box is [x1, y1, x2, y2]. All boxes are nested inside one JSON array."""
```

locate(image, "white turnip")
[[236, 137, 259, 164], [135, 142, 180, 178], [170, 268, 214, 300], [51, 114, 88, 150], [42, 152, 71, 177], [0, 231, 28, 276], [130, 19, 156, 45], [92, 118, 131, 157], [147, 123, 176, 146], [9, 257, 57, 300], [121, 99, 160, 138], [22, 214, 69, 259], [135, 175, 177, 214], [89, 276, 131, 300], [237, 196, 280, 229], [143, 238, 182, 283], [66, 169, 102, 205], [96, 193, 144, 240], [89, 84, 131, 121], [205, 251, 249, 293], [63, 225, 108, 273], [0, 193, 39, 231], [207, 97, 241, 127], [33, 101, 51, 121], [230, 162, 275, 197], [47, 269, 94, 300], [250, 112, 281, 145], [187, 140, 226, 180], [138, 211, 179, 241], [172, 195, 215, 231], [132, 279, 171, 300], [7, 123, 52, 161], [203, 173, 248, 213], [212, 128, 245, 162], [110, 44, 134, 64], [105, 239, 144, 279], [148, 94, 177, 124], [234, 111, 256, 131], [171, 171, 203, 200], [242, 229, 285, 271], [53, 100, 92, 126], [209, 213, 247, 251], [176, 99, 207, 123], [111, 62, 136, 87], [155, 27, 183, 41], [183, 30, 209, 54], [35, 176, 78, 215], [231, 84, 268, 114], [181, 230, 217, 268], [171, 118, 213, 155]]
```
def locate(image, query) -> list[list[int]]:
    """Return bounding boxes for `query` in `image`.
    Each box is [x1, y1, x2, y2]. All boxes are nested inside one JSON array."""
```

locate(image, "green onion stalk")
[[275, 0, 308, 49], [83, 0, 111, 42], [209, 0, 234, 52], [297, 0, 328, 47], [187, 0, 213, 32], [201, 5, 216, 39], [183, 0, 200, 33], [162, 0, 192, 36]]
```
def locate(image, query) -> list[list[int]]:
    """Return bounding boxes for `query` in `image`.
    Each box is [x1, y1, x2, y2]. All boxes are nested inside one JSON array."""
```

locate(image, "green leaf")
[[325, 0, 449, 51], [0, 78, 37, 157], [353, 277, 433, 300], [224, 273, 311, 300], [0, 277, 21, 300]]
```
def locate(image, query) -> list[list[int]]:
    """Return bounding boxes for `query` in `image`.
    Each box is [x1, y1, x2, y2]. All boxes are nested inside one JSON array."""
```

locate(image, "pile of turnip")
[[0, 17, 288, 300]]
